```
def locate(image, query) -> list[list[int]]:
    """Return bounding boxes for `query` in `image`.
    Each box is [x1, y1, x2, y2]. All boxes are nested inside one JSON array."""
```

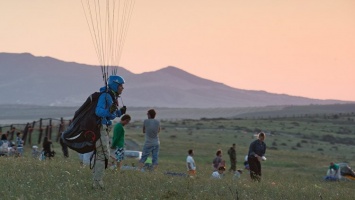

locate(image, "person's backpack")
[[61, 92, 103, 154]]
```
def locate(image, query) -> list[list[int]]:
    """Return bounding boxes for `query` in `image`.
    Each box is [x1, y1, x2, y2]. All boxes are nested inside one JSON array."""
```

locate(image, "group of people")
[[185, 132, 267, 181], [108, 108, 161, 172], [2, 74, 266, 190], [85, 75, 161, 189], [0, 126, 55, 160], [325, 162, 355, 181], [0, 131, 24, 157], [214, 132, 266, 181], [0, 131, 55, 161]]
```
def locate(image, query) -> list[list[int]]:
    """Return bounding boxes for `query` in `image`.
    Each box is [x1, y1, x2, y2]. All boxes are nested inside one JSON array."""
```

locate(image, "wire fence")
[[0, 118, 71, 146]]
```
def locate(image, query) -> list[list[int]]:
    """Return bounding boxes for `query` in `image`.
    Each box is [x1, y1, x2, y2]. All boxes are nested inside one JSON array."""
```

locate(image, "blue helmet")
[[108, 75, 125, 93]]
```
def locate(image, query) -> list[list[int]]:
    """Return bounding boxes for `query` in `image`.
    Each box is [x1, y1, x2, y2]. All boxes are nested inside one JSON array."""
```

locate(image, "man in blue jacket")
[[93, 75, 126, 189]]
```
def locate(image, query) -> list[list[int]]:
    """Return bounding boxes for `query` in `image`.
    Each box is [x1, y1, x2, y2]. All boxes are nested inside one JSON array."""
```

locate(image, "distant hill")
[[0, 52, 352, 108], [1, 104, 355, 125]]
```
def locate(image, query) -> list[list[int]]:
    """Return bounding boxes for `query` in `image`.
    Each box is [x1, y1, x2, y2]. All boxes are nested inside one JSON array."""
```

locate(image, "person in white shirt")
[[186, 149, 196, 176], [211, 166, 226, 179]]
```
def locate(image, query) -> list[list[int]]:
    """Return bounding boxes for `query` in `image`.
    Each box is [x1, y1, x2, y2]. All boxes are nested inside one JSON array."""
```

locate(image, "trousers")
[[92, 126, 110, 182], [248, 156, 261, 182]]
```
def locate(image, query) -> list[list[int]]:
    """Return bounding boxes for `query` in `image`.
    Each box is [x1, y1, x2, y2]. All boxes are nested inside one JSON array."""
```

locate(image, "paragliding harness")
[[61, 90, 116, 169], [89, 130, 110, 170]]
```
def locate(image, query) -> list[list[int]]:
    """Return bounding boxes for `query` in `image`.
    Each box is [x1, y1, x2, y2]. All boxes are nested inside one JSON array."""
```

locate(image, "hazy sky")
[[1, 0, 355, 101]]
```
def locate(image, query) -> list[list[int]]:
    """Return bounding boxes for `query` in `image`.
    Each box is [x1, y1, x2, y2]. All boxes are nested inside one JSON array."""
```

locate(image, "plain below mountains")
[[0, 52, 352, 108]]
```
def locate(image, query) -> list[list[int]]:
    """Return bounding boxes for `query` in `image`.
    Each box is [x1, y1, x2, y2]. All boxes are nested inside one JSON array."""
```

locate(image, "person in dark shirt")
[[227, 143, 237, 173], [59, 137, 69, 158], [248, 132, 266, 182], [212, 149, 225, 171], [42, 136, 55, 158]]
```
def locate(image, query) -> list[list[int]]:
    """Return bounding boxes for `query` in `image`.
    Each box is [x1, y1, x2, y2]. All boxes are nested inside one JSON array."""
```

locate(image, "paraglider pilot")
[[92, 75, 126, 189]]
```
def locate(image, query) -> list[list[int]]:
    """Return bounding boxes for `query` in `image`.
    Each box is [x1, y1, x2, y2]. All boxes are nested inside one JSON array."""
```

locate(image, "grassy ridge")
[[1, 114, 355, 199]]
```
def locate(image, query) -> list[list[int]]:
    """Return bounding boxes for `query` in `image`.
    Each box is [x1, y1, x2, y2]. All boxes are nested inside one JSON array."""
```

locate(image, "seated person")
[[0, 134, 10, 156], [327, 162, 341, 180], [42, 136, 55, 158], [32, 145, 41, 158], [211, 166, 226, 179]]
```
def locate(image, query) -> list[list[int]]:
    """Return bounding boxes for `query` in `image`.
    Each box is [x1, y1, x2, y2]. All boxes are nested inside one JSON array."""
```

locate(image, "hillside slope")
[[0, 53, 351, 108]]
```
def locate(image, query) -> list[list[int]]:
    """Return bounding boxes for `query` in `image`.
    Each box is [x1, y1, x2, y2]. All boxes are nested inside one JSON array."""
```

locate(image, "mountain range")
[[0, 52, 352, 108]]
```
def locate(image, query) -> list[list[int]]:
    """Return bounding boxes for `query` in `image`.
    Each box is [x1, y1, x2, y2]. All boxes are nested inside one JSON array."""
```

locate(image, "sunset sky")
[[1, 0, 354, 101]]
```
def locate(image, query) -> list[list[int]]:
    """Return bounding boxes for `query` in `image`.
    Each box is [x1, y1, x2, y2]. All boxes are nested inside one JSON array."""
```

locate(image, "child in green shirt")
[[110, 114, 131, 170]]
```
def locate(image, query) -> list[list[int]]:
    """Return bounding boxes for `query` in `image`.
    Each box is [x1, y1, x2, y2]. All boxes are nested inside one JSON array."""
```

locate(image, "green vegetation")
[[1, 113, 355, 199]]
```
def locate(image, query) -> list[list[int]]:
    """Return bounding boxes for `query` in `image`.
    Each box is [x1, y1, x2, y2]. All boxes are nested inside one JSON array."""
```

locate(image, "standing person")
[[186, 149, 196, 177], [139, 109, 161, 171], [110, 114, 131, 170], [92, 75, 126, 189], [16, 132, 24, 157], [212, 149, 225, 171], [59, 137, 69, 158], [9, 127, 16, 140], [227, 143, 237, 173], [248, 132, 266, 182]]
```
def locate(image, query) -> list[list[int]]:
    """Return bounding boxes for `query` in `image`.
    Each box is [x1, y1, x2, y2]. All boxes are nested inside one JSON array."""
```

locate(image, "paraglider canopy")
[[81, 0, 135, 84]]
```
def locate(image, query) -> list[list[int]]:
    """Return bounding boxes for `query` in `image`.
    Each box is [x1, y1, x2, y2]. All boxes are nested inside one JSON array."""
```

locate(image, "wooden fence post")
[[49, 118, 52, 140], [38, 118, 43, 145], [45, 125, 49, 140], [28, 121, 36, 146], [22, 123, 29, 146], [9, 125, 15, 140], [56, 117, 64, 142]]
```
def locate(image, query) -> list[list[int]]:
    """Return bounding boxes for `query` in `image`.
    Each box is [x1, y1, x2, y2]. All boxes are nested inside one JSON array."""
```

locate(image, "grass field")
[[1, 113, 355, 199]]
